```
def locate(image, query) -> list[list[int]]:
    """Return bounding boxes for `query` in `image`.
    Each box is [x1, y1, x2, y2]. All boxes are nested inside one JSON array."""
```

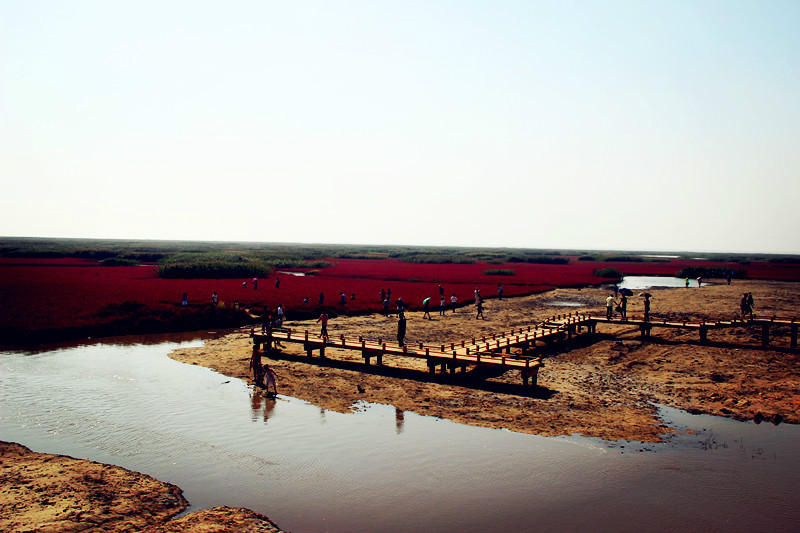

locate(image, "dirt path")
[[170, 279, 800, 442]]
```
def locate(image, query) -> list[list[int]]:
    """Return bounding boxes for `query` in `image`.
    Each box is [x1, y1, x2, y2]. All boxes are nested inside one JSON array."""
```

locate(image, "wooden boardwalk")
[[588, 314, 799, 348], [251, 313, 599, 388], [251, 312, 798, 391]]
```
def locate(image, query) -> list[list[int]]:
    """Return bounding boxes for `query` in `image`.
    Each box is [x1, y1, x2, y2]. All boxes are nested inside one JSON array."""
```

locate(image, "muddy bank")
[[0, 441, 284, 533], [170, 280, 800, 442]]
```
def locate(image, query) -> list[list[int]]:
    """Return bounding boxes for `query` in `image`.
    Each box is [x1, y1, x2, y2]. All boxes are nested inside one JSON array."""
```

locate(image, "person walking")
[[397, 311, 407, 346], [422, 297, 432, 319], [317, 311, 330, 341], [498, 284, 504, 300], [439, 296, 446, 316], [619, 294, 628, 320], [273, 306, 285, 348], [476, 298, 484, 320], [450, 293, 458, 313]]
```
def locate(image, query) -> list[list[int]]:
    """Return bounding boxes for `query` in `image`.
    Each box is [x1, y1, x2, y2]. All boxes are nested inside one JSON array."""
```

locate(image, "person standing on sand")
[[317, 311, 329, 341], [250, 348, 264, 387], [643, 294, 651, 322], [397, 311, 406, 346], [262, 313, 273, 350], [439, 296, 446, 316], [422, 297, 432, 319], [619, 294, 628, 320], [498, 284, 504, 300], [747, 293, 755, 318], [451, 293, 458, 313], [476, 298, 484, 320], [606, 295, 616, 320]]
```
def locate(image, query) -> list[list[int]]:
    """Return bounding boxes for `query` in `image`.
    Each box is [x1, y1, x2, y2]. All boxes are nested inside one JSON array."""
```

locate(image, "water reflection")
[[250, 392, 277, 424], [395, 408, 405, 434]]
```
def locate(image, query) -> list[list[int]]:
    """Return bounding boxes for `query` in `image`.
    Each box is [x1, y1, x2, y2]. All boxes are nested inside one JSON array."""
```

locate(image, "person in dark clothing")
[[397, 311, 406, 346], [250, 348, 264, 387]]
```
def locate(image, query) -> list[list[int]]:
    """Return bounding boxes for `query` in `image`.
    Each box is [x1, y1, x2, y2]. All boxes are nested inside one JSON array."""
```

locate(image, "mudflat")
[[4, 280, 797, 531], [170, 279, 800, 442]]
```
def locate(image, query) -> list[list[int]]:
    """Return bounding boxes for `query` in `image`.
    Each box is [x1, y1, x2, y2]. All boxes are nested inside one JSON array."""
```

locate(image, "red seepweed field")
[[2, 256, 799, 345]]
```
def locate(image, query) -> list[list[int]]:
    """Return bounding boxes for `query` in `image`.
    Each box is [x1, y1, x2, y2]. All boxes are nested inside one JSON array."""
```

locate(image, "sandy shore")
[[4, 280, 798, 531], [171, 279, 800, 442], [0, 441, 284, 533]]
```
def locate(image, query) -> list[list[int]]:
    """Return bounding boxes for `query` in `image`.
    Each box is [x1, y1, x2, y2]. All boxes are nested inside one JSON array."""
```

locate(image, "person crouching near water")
[[262, 364, 278, 396]]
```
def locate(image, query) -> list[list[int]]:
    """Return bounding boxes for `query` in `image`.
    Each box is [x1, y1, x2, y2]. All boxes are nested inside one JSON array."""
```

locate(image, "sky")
[[2, 1, 799, 254]]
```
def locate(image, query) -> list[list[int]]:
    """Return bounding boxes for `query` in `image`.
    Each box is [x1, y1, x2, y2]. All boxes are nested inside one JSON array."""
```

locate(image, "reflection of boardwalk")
[[252, 313, 798, 392]]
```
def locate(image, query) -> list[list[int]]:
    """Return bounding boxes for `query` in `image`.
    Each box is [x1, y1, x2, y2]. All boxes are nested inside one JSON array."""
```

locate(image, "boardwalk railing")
[[251, 312, 798, 391]]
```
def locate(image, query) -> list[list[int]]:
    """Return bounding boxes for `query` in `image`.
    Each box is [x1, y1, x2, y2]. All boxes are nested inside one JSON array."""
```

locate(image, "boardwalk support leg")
[[699, 326, 708, 344], [791, 324, 798, 350], [762, 324, 770, 348]]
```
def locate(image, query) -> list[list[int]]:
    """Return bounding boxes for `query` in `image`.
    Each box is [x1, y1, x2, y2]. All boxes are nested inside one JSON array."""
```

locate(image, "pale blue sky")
[[2, 1, 799, 253]]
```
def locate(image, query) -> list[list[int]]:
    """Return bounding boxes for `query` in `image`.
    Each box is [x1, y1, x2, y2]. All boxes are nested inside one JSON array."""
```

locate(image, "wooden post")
[[762, 324, 770, 347], [699, 325, 708, 344], [791, 323, 798, 350]]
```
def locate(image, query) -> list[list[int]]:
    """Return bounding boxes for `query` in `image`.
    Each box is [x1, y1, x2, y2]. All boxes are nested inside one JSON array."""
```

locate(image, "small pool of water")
[[2, 340, 798, 533], [620, 276, 699, 290]]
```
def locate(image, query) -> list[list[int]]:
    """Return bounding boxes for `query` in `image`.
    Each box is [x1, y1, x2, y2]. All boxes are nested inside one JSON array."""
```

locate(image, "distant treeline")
[[157, 252, 330, 279]]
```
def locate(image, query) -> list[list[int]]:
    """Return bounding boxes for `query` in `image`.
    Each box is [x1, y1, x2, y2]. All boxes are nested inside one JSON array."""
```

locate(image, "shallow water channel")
[[1, 336, 798, 533]]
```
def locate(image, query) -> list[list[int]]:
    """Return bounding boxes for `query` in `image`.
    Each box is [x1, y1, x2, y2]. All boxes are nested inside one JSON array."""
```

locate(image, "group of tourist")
[[740, 292, 755, 320], [605, 292, 650, 321]]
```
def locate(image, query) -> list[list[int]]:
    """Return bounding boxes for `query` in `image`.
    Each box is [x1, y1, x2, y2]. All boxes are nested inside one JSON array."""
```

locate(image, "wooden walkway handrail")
[[250, 311, 797, 390]]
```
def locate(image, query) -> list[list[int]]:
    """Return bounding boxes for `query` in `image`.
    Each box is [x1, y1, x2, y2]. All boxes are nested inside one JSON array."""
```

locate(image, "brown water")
[[1, 336, 798, 533]]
